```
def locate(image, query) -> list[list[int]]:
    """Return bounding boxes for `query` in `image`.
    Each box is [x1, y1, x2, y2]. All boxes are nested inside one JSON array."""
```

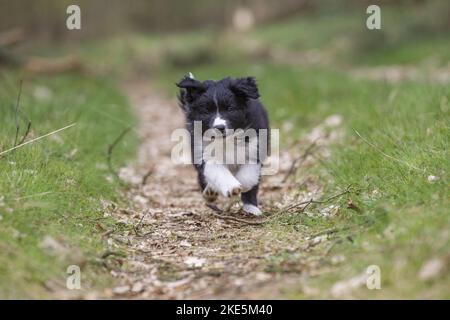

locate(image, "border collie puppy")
[[177, 74, 269, 216]]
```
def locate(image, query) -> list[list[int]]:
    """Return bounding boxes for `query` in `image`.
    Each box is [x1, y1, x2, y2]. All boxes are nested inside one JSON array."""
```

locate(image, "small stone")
[[33, 85, 53, 101], [113, 285, 130, 295], [39, 235, 67, 256], [179, 240, 192, 247], [255, 272, 271, 281], [131, 282, 144, 293], [324, 114, 343, 127], [330, 272, 367, 297], [418, 258, 445, 280], [184, 257, 206, 268]]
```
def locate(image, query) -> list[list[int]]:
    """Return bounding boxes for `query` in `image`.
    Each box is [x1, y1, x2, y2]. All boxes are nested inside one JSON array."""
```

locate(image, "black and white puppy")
[[176, 74, 269, 216]]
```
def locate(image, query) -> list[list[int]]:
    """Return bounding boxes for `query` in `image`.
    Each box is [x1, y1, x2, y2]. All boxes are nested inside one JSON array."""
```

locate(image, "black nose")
[[214, 124, 226, 132]]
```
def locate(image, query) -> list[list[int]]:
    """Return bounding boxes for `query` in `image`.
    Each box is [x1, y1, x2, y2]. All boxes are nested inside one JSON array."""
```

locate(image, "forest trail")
[[100, 80, 345, 299]]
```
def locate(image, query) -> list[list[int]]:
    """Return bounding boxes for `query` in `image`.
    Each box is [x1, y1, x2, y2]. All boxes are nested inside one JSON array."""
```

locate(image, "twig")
[[101, 229, 115, 238], [205, 203, 266, 225], [106, 126, 131, 182], [142, 166, 155, 185], [18, 120, 31, 145], [15, 191, 53, 201], [0, 123, 76, 158], [101, 250, 127, 259], [321, 238, 343, 258], [133, 210, 149, 235], [13, 79, 23, 148], [282, 187, 351, 213], [354, 129, 423, 172], [10, 80, 32, 146], [310, 216, 372, 241], [282, 139, 318, 183], [310, 227, 341, 238]]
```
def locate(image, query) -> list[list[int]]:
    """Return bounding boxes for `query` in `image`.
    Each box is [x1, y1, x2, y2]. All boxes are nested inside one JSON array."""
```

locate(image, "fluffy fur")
[[176, 75, 269, 216]]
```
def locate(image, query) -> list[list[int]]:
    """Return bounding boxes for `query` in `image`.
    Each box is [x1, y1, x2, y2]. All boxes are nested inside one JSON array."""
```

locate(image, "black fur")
[[177, 75, 269, 210]]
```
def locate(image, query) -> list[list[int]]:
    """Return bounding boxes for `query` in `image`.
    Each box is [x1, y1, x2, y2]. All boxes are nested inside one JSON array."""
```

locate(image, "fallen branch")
[[0, 123, 76, 158], [205, 203, 266, 225], [106, 126, 131, 182], [23, 55, 83, 74], [0, 42, 83, 74], [281, 187, 352, 213]]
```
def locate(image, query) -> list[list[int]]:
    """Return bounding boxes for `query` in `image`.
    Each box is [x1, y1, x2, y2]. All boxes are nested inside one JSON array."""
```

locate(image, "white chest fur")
[[202, 130, 259, 166], [201, 132, 261, 198]]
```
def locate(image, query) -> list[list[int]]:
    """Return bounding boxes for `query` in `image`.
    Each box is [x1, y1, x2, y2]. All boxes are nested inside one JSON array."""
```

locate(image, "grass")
[[0, 72, 137, 298], [147, 3, 449, 297], [252, 1, 450, 66], [1, 1, 449, 299], [155, 56, 449, 298]]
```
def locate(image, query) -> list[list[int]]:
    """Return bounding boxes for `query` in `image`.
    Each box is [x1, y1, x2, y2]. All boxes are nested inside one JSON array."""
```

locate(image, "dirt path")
[[100, 81, 344, 299]]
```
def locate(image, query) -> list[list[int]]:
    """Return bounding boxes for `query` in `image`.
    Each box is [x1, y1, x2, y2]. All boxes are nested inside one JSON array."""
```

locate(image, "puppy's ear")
[[230, 77, 260, 100], [176, 76, 205, 103]]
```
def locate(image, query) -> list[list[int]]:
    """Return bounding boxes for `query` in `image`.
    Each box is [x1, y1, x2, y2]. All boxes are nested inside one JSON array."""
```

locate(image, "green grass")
[[156, 61, 449, 298], [59, 2, 448, 79], [0, 72, 137, 298], [2, 0, 449, 299], [81, 0, 449, 297], [253, 2, 450, 66]]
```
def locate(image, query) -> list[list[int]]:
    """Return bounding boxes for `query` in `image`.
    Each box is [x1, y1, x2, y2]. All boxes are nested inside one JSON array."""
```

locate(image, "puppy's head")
[[177, 75, 259, 135]]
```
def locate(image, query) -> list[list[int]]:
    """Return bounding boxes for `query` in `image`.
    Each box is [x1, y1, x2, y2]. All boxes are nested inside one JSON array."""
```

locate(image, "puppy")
[[176, 74, 269, 216]]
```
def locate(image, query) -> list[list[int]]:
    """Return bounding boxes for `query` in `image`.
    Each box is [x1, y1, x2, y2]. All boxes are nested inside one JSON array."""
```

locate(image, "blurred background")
[[1, 0, 449, 74]]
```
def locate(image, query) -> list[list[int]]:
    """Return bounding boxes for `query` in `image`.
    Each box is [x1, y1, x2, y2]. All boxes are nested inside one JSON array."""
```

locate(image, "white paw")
[[220, 183, 242, 198], [204, 163, 242, 198], [243, 204, 262, 216]]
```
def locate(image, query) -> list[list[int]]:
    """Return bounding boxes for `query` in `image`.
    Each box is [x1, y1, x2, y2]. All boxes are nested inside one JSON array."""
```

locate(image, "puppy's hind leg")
[[241, 185, 262, 216]]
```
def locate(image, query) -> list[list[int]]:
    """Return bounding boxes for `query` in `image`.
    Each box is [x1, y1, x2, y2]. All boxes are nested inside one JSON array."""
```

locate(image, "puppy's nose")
[[214, 124, 226, 133]]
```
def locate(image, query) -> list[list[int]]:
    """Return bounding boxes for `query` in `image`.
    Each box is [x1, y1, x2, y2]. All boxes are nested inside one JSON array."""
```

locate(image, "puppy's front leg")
[[235, 164, 262, 216], [235, 164, 261, 192], [204, 163, 241, 197]]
